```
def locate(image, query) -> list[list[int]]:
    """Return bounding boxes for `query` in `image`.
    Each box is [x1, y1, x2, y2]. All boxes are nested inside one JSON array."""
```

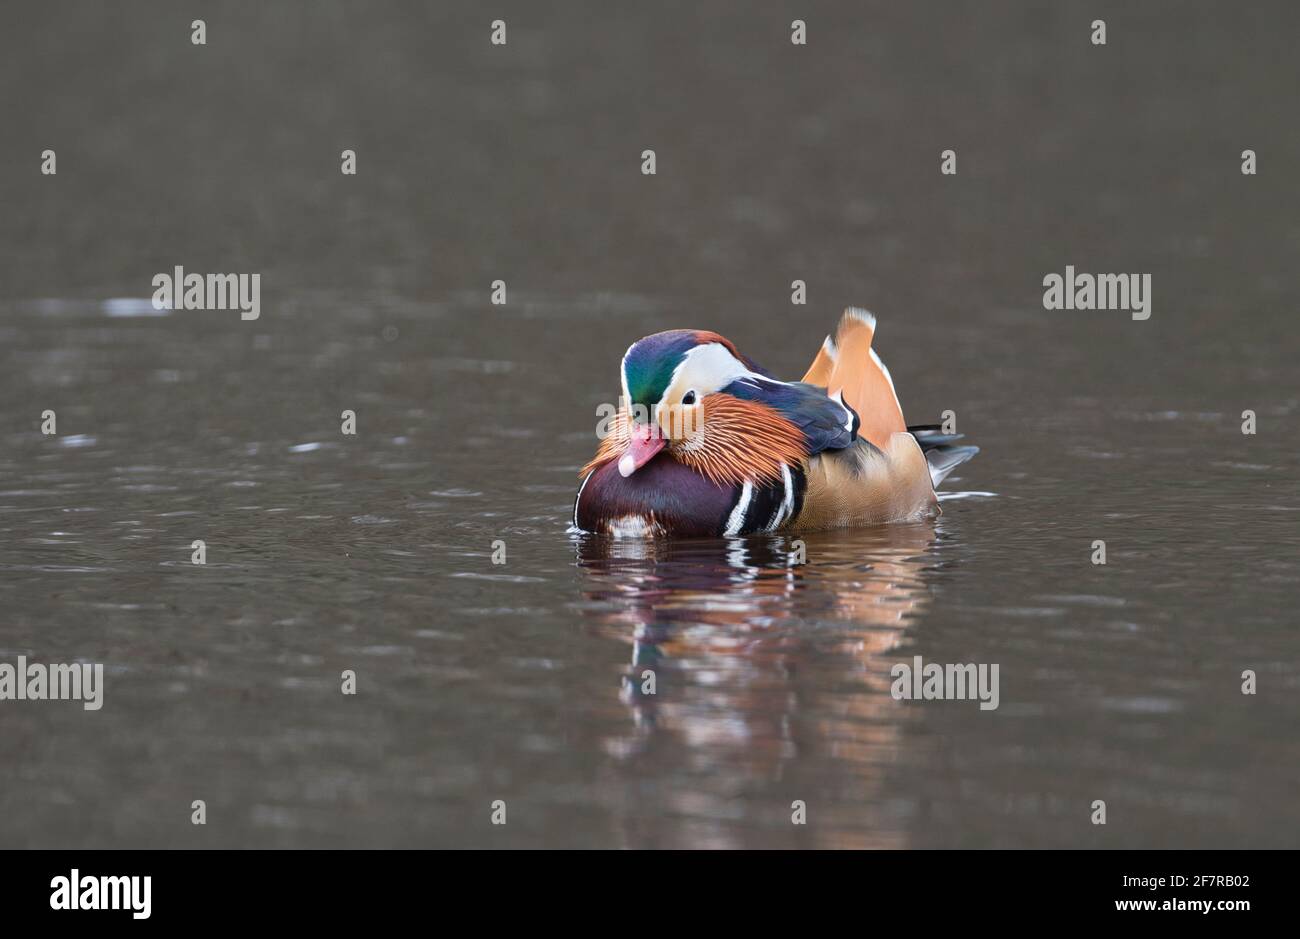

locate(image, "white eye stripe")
[[662, 343, 757, 405]]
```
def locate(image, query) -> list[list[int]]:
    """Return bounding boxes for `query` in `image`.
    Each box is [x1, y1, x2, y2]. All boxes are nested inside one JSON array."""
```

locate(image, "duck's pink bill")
[[618, 423, 666, 477]]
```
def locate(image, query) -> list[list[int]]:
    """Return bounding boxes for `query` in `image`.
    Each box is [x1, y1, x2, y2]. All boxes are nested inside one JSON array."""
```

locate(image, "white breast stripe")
[[765, 463, 795, 531], [573, 471, 592, 529], [778, 463, 794, 528], [724, 480, 754, 536]]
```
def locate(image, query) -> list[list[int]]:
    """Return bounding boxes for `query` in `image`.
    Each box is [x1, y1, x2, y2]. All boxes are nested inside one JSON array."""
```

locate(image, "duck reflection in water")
[[572, 522, 943, 848]]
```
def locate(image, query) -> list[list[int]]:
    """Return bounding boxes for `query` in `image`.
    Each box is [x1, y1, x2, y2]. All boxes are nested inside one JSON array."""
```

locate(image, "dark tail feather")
[[908, 424, 978, 488], [907, 423, 966, 448]]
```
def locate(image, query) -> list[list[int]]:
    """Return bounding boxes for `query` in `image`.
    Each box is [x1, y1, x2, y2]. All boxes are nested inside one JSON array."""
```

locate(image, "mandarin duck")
[[574, 309, 977, 537]]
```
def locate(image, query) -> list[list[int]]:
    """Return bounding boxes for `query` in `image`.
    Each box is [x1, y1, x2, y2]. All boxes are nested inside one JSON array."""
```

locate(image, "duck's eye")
[[682, 390, 697, 405]]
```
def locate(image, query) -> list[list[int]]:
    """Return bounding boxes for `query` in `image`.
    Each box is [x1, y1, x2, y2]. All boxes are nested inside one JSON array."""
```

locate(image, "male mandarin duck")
[[573, 308, 978, 537]]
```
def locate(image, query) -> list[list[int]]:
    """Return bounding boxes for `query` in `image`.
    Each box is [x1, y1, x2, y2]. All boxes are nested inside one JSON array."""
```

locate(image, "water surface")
[[1, 1, 1297, 848]]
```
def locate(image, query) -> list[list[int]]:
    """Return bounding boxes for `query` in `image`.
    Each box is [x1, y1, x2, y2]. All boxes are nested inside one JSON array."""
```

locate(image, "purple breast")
[[574, 455, 739, 537]]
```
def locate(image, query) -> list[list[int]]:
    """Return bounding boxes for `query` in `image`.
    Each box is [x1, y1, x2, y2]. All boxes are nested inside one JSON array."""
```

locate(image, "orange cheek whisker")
[[674, 396, 806, 486], [579, 396, 806, 487], [580, 408, 630, 477]]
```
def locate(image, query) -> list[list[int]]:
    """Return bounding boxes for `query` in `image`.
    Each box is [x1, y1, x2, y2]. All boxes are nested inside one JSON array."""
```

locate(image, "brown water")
[[1, 1, 1298, 848]]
